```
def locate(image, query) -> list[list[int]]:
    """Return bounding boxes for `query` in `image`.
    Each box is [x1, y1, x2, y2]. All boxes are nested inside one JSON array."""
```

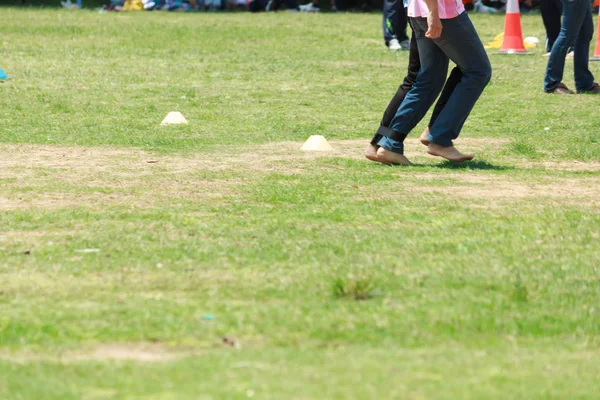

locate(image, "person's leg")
[[382, 0, 398, 46], [419, 66, 464, 145], [381, 33, 419, 126], [369, 30, 420, 148], [544, 0, 587, 92], [394, 2, 409, 43], [427, 67, 463, 130], [383, 17, 450, 152], [284, 0, 298, 10], [298, 0, 319, 11], [265, 0, 280, 10], [375, 136, 413, 165], [474, 0, 498, 13], [425, 12, 491, 148], [368, 17, 448, 165], [540, 0, 563, 53], [573, 1, 595, 91]]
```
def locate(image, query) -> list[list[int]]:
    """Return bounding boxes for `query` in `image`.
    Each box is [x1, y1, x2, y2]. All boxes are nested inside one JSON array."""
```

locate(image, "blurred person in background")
[[382, 0, 410, 50], [298, 0, 336, 12], [541, 0, 562, 56], [544, 0, 600, 94]]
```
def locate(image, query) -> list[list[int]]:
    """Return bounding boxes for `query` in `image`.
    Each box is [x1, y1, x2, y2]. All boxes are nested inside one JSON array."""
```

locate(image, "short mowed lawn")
[[1, 8, 599, 400]]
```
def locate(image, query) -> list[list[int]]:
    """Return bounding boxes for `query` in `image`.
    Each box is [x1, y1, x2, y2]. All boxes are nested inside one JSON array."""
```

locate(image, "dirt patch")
[[0, 137, 507, 169], [0, 230, 49, 239], [451, 174, 600, 200], [0, 179, 238, 211], [71, 344, 181, 362], [0, 138, 523, 184], [0, 145, 146, 173], [1, 141, 599, 211], [0, 344, 184, 364], [0, 176, 242, 210], [520, 161, 600, 172], [256, 138, 510, 161], [365, 172, 600, 206], [325, 61, 399, 68]]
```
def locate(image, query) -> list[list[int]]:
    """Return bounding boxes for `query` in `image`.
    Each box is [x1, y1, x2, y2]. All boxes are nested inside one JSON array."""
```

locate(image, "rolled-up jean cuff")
[[370, 134, 382, 146], [427, 133, 453, 147], [376, 125, 408, 143]]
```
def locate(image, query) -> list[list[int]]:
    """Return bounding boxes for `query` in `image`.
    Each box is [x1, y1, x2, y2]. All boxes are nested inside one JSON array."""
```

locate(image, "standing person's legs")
[[382, 0, 398, 46], [298, 0, 322, 11], [382, 0, 408, 48], [394, 2, 409, 43], [284, 0, 299, 9], [573, 1, 596, 92], [267, 0, 298, 10], [540, 0, 563, 53], [544, 0, 588, 92]]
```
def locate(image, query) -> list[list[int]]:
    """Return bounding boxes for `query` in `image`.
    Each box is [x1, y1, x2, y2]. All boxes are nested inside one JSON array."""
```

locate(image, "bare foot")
[[365, 144, 379, 162], [420, 127, 430, 145], [427, 143, 474, 162], [376, 147, 413, 166]]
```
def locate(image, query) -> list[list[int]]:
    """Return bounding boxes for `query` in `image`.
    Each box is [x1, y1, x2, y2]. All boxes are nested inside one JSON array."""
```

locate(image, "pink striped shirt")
[[408, 0, 465, 19]]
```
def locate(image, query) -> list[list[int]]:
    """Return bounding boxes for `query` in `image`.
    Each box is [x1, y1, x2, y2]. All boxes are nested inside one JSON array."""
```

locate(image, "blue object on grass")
[[202, 314, 216, 321], [0, 68, 7, 80]]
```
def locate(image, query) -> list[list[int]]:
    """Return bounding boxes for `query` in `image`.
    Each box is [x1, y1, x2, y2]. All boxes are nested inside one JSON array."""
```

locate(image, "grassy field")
[[1, 8, 600, 399]]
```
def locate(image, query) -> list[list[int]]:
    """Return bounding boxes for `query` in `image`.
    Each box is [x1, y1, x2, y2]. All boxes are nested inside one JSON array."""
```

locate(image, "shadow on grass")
[[323, 157, 515, 172], [429, 160, 514, 171]]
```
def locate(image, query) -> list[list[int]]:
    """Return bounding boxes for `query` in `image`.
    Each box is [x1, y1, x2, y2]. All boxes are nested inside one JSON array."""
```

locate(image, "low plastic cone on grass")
[[300, 135, 333, 151], [161, 112, 188, 125]]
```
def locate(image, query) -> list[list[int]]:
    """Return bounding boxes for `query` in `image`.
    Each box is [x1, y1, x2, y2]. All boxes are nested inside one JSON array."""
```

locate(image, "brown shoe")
[[545, 83, 574, 94], [577, 82, 600, 94]]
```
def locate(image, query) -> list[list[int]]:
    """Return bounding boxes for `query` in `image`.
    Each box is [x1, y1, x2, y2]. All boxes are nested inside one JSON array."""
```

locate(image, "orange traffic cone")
[[591, 13, 600, 61], [499, 0, 529, 54]]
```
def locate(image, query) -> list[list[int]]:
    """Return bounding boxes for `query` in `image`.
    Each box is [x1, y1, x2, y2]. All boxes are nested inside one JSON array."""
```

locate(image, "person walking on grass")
[[543, 0, 600, 94], [366, 24, 464, 164], [368, 0, 491, 164]]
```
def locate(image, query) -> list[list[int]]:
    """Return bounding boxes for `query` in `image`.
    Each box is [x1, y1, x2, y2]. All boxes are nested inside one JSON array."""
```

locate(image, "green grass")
[[1, 8, 600, 400]]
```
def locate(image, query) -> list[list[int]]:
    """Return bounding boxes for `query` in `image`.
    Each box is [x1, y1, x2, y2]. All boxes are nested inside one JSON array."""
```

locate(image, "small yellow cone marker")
[[161, 112, 188, 125], [300, 135, 333, 151]]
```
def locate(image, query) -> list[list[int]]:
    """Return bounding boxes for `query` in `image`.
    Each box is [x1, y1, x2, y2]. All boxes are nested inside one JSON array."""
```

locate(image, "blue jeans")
[[382, 0, 409, 45], [378, 135, 404, 152], [384, 12, 491, 152], [544, 0, 595, 92]]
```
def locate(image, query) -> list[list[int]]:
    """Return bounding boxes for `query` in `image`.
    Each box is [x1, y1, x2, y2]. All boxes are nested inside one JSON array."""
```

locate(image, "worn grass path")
[[1, 9, 600, 400]]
